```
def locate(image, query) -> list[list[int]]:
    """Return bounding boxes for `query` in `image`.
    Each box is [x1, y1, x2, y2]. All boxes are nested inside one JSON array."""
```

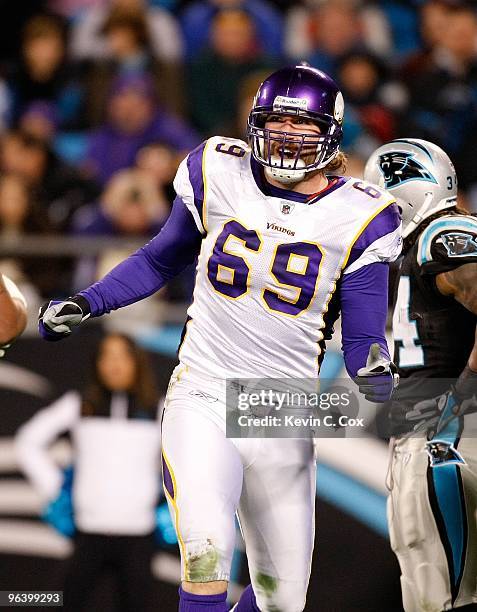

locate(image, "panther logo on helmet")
[[437, 232, 477, 257], [378, 152, 437, 189]]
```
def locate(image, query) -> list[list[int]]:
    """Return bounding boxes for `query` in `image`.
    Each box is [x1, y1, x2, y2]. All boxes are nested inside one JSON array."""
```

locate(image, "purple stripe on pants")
[[162, 454, 175, 499]]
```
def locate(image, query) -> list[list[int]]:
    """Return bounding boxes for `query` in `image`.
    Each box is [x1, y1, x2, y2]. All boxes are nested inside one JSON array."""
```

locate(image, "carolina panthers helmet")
[[247, 64, 344, 184], [363, 138, 457, 238]]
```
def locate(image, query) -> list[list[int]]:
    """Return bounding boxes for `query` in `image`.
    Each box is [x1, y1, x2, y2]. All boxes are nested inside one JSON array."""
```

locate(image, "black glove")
[[406, 366, 477, 438]]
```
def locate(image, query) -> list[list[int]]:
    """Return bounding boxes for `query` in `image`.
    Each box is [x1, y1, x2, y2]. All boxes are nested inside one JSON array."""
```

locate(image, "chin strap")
[[402, 192, 434, 238]]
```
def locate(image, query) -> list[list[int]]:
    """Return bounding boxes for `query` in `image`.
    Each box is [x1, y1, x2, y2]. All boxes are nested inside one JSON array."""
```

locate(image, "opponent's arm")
[[39, 197, 202, 340], [405, 262, 477, 436], [0, 275, 27, 354], [436, 262, 477, 316], [436, 262, 477, 384]]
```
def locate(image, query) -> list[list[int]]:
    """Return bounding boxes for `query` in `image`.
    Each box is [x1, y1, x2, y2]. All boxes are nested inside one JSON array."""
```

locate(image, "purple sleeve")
[[340, 262, 390, 378], [79, 197, 202, 316]]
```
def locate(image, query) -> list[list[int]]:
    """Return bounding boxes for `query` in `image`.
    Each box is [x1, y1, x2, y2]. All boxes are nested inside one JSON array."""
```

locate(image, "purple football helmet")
[[247, 64, 344, 183]]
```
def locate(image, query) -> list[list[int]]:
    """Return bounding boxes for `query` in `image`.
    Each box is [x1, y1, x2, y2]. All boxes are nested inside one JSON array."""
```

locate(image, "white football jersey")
[[174, 137, 401, 379]]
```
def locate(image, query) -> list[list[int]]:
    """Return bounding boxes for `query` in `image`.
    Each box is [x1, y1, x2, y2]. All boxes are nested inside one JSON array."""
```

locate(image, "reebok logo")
[[273, 95, 308, 111]]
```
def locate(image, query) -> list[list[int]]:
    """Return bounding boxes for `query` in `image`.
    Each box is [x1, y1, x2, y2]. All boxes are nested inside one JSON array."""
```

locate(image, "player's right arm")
[[40, 141, 208, 340], [40, 195, 203, 339]]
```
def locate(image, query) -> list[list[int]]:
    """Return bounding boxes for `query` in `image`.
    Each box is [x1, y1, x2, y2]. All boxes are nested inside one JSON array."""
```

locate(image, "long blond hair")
[[324, 151, 348, 175]]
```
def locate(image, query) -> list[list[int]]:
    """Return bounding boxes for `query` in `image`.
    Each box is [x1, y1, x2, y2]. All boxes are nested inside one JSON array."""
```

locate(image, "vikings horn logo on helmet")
[[378, 151, 438, 189]]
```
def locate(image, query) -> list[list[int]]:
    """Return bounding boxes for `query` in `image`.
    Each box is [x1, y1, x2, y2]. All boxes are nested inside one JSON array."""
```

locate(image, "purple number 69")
[[263, 242, 323, 316], [207, 220, 261, 299], [208, 221, 323, 316]]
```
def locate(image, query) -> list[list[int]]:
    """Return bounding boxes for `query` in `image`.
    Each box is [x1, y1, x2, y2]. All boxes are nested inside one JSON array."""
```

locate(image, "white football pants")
[[388, 435, 477, 612], [161, 365, 316, 612]]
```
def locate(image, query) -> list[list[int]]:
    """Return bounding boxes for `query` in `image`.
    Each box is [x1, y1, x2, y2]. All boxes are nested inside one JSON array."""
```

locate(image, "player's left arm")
[[340, 262, 398, 402], [0, 275, 27, 353], [340, 199, 402, 402]]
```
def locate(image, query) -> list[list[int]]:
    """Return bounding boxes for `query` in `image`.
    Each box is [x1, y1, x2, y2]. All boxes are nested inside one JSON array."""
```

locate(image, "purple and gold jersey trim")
[[187, 140, 209, 232], [344, 201, 401, 270], [341, 199, 398, 270]]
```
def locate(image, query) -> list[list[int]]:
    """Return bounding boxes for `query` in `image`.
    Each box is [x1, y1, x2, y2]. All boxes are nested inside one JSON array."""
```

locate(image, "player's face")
[[96, 335, 137, 391], [264, 114, 322, 167], [265, 114, 322, 135]]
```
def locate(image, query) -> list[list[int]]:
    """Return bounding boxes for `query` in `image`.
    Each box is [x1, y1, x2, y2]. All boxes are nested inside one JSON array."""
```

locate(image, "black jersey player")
[[365, 139, 477, 612]]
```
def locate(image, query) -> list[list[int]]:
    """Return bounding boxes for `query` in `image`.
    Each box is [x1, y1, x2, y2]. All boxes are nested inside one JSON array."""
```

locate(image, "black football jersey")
[[391, 212, 477, 408]]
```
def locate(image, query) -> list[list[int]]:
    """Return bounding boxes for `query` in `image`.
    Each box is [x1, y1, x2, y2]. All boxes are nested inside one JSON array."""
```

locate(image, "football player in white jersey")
[[365, 139, 477, 612], [39, 64, 401, 612]]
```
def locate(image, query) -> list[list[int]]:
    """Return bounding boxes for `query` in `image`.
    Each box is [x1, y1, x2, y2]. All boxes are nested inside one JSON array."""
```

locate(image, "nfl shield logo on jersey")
[[280, 202, 295, 215]]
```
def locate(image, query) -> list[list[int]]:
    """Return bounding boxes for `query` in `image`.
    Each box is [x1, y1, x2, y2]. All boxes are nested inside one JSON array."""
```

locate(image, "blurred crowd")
[[2, 0, 477, 316]]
